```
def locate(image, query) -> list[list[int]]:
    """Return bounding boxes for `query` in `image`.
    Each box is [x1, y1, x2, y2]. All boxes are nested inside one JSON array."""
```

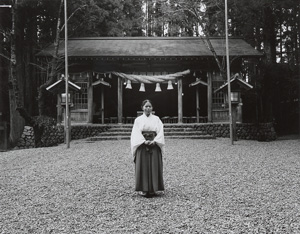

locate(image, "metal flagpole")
[[225, 0, 233, 145], [64, 0, 70, 148]]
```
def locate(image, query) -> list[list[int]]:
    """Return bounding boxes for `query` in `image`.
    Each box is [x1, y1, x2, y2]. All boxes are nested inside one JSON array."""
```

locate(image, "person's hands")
[[144, 140, 155, 145]]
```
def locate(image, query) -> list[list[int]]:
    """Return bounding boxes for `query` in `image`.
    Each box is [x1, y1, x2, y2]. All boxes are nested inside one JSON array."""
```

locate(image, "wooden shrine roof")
[[214, 74, 253, 93], [46, 79, 81, 94], [37, 37, 262, 58]]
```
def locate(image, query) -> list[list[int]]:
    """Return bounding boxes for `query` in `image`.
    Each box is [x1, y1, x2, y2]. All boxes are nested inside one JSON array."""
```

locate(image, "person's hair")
[[141, 99, 153, 109]]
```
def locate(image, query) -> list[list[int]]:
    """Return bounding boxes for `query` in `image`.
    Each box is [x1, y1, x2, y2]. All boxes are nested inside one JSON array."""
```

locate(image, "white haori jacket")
[[130, 113, 165, 158]]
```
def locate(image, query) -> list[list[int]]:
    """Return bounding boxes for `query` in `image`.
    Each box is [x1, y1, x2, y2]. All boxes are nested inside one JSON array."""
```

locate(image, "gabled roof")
[[92, 78, 111, 87], [46, 79, 81, 94], [189, 78, 208, 87], [37, 37, 262, 58], [214, 74, 253, 93]]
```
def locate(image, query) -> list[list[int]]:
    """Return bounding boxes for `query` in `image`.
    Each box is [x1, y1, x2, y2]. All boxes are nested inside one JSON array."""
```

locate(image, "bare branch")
[[0, 53, 13, 62], [59, 5, 87, 33], [28, 62, 47, 71]]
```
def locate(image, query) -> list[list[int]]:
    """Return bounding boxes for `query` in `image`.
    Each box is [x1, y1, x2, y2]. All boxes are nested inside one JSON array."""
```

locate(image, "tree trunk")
[[38, 0, 64, 116], [263, 6, 276, 64], [24, 9, 38, 116], [9, 0, 25, 146], [261, 6, 277, 122]]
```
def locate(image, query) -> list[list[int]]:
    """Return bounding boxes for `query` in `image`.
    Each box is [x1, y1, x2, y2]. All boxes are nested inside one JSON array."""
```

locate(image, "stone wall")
[[194, 122, 277, 141], [15, 126, 35, 149], [16, 125, 110, 149], [16, 122, 277, 149]]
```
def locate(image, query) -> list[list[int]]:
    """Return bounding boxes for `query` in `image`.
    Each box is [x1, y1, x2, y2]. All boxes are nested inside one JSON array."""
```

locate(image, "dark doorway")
[[123, 83, 177, 119]]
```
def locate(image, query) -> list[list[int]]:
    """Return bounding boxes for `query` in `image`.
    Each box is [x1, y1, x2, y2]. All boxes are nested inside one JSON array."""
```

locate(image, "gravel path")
[[0, 138, 300, 233]]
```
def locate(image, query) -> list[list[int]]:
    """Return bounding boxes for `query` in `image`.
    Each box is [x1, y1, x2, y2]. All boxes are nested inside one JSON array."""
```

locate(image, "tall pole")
[[146, 0, 148, 37], [225, 0, 233, 145], [101, 86, 105, 124], [64, 0, 70, 148], [177, 78, 183, 123]]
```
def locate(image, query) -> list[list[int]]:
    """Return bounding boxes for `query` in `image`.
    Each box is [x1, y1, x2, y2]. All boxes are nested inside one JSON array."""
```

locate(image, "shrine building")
[[37, 37, 262, 124]]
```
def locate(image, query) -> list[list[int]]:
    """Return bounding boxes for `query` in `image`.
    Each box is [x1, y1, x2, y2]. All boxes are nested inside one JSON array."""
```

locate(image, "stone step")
[[87, 135, 215, 141], [166, 131, 209, 136], [165, 128, 195, 132], [85, 123, 216, 141], [107, 124, 203, 128], [99, 130, 208, 136], [165, 135, 215, 139], [88, 136, 130, 141], [100, 131, 131, 136], [107, 127, 196, 132]]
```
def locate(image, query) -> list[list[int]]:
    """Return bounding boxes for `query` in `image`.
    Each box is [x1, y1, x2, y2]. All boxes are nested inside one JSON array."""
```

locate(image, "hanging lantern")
[[139, 83, 145, 92], [126, 80, 132, 89], [155, 83, 162, 92], [61, 93, 71, 105], [193, 71, 196, 76], [109, 73, 112, 78], [96, 74, 99, 79], [167, 80, 174, 90]]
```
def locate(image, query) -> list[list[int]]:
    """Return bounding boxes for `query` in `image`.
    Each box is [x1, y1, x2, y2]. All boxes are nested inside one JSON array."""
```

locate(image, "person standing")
[[131, 99, 165, 197]]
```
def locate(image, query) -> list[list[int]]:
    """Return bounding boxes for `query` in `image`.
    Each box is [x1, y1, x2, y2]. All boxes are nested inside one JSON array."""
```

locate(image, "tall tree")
[[1, 0, 64, 146], [0, 0, 12, 124], [8, 0, 25, 145], [228, 0, 299, 123], [65, 0, 144, 37]]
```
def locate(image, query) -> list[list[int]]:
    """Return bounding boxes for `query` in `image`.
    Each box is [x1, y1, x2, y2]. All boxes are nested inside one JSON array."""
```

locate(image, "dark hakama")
[[134, 133, 164, 192]]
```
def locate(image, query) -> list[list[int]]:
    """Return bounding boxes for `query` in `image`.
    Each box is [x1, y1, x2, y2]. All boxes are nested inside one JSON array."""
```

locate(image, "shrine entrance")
[[92, 71, 208, 124], [123, 83, 178, 119]]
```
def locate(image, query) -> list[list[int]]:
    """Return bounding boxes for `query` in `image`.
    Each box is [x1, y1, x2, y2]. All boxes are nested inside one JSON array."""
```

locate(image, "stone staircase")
[[86, 124, 215, 141]]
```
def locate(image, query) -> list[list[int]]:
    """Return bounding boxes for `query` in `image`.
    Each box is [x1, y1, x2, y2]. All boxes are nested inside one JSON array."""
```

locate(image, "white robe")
[[130, 113, 165, 158]]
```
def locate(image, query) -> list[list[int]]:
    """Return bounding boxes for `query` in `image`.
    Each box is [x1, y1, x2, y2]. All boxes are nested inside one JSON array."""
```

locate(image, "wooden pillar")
[[117, 76, 123, 124], [232, 104, 238, 141], [101, 86, 105, 124], [178, 78, 183, 123], [207, 72, 213, 122], [57, 94, 62, 124], [237, 103, 242, 123], [87, 72, 93, 123], [196, 86, 200, 123]]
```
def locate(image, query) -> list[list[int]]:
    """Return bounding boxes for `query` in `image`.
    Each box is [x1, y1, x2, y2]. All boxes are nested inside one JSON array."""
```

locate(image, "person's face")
[[142, 102, 153, 116]]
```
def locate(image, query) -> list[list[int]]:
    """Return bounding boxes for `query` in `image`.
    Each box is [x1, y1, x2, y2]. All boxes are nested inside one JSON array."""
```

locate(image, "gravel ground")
[[0, 138, 300, 234]]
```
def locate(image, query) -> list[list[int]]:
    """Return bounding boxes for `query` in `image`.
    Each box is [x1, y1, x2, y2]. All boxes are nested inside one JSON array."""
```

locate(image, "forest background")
[[0, 0, 299, 146]]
